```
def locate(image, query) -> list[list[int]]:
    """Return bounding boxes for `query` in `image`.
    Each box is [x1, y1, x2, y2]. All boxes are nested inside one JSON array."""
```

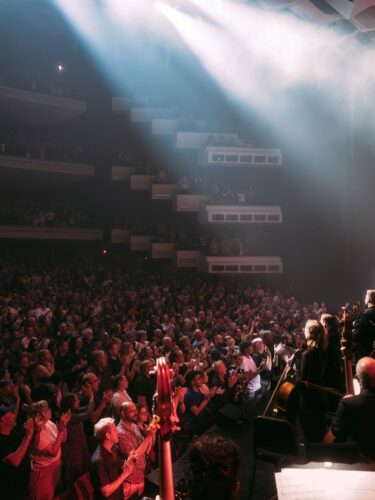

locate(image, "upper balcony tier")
[[0, 155, 95, 189], [0, 85, 87, 124]]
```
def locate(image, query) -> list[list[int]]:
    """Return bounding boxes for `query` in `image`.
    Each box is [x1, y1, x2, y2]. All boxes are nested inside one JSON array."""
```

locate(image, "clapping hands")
[[123, 450, 138, 474], [58, 409, 71, 430]]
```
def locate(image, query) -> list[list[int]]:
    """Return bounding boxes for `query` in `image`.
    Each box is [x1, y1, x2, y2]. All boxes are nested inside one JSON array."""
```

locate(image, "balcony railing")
[[0, 226, 103, 241], [199, 147, 282, 167], [204, 256, 283, 274], [199, 205, 282, 223]]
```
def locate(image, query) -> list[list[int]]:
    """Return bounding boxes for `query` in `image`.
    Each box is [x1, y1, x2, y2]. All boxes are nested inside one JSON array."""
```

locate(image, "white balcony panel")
[[130, 174, 156, 190], [152, 119, 178, 135], [112, 97, 130, 111], [200, 147, 282, 167], [204, 256, 283, 274], [130, 107, 176, 123], [176, 132, 239, 150], [152, 243, 177, 259], [151, 184, 178, 201], [175, 194, 209, 212], [200, 205, 282, 224], [111, 229, 131, 244], [111, 166, 136, 181], [130, 235, 153, 252], [0, 226, 103, 241], [176, 250, 202, 268]]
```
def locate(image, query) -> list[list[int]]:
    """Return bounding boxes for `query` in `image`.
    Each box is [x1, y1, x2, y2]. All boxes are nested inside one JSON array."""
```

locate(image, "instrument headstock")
[[154, 357, 179, 442]]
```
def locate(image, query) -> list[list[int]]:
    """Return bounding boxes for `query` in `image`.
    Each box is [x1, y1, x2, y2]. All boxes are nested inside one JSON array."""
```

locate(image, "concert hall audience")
[[0, 255, 371, 497]]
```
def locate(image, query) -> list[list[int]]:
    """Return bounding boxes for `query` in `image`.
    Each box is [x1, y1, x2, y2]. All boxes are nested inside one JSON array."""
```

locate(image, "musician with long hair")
[[298, 320, 328, 442]]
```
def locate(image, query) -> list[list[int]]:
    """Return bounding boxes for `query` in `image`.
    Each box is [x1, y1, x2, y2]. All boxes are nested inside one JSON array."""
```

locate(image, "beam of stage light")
[[159, 0, 375, 198], [158, 2, 334, 115], [191, 0, 348, 89], [104, 0, 174, 38], [190, 0, 375, 102], [52, 0, 119, 85], [52, 0, 175, 95], [162, 2, 375, 152], [158, 3, 276, 110]]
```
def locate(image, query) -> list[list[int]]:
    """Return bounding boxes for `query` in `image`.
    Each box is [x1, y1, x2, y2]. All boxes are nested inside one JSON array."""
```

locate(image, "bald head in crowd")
[[356, 357, 375, 389]]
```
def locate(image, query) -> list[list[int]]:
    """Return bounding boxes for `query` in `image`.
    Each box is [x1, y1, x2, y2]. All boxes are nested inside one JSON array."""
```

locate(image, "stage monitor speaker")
[[217, 403, 245, 427]]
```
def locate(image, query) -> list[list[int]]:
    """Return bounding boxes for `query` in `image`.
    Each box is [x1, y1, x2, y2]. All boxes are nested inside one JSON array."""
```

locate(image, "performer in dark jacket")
[[298, 320, 327, 442], [320, 314, 345, 410], [356, 290, 375, 358]]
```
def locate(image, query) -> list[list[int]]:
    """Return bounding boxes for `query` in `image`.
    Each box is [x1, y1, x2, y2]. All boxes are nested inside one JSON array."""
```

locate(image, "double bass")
[[153, 357, 179, 500], [263, 347, 301, 422], [252, 349, 302, 455]]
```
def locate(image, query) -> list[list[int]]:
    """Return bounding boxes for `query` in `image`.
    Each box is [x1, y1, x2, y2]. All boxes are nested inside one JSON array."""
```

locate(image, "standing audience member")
[[252, 338, 272, 395], [133, 361, 156, 419], [209, 360, 237, 412], [275, 334, 295, 373], [29, 400, 70, 500], [60, 390, 94, 486], [87, 351, 112, 396], [90, 417, 138, 500], [136, 404, 149, 436], [240, 341, 266, 399], [111, 375, 132, 421], [0, 406, 34, 499], [117, 402, 156, 499], [184, 370, 217, 436]]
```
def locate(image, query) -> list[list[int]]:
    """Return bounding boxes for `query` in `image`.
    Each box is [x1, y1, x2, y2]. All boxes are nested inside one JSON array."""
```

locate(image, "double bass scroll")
[[153, 357, 178, 500]]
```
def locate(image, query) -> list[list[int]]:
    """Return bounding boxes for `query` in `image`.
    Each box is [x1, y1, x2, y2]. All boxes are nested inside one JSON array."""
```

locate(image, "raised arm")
[[4, 418, 34, 467]]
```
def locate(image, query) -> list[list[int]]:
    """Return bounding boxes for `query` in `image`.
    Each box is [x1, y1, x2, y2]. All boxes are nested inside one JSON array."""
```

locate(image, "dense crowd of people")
[[0, 131, 88, 164], [0, 256, 374, 499], [0, 198, 97, 228]]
